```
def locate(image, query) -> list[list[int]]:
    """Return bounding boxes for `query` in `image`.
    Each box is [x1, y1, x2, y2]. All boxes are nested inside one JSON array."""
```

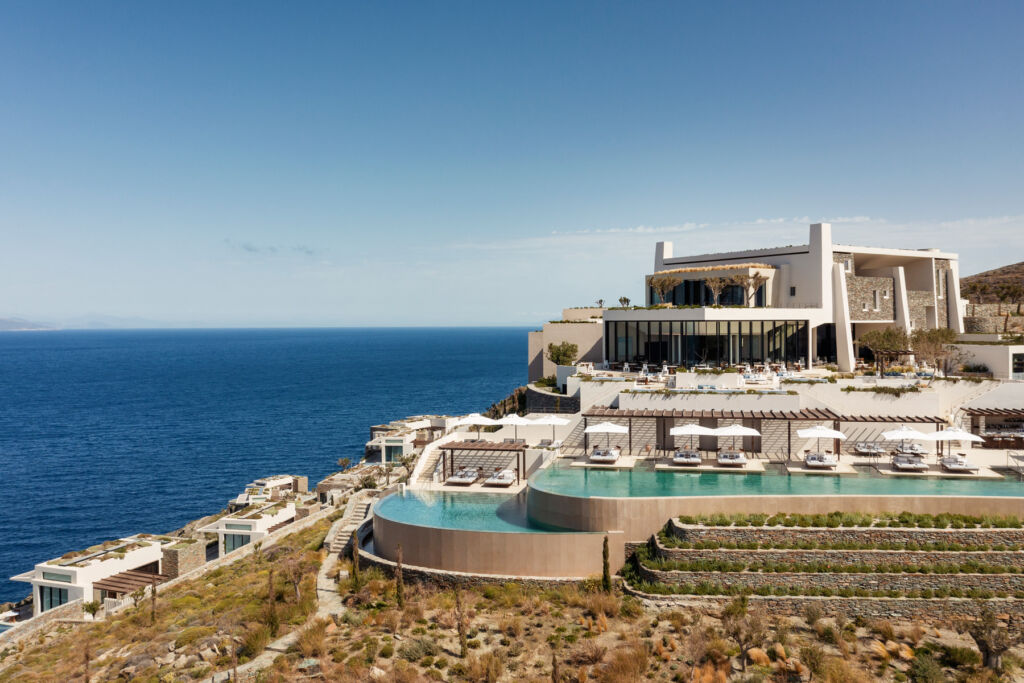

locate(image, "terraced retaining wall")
[[623, 587, 1024, 636], [653, 544, 1024, 570], [634, 564, 1024, 593], [667, 519, 1024, 547]]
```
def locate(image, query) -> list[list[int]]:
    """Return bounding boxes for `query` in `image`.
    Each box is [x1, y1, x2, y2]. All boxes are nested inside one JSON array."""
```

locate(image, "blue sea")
[[0, 328, 526, 603]]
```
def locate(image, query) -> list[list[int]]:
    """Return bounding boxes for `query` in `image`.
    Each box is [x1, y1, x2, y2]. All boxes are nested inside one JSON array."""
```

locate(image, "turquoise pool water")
[[531, 466, 1024, 499], [374, 490, 550, 533]]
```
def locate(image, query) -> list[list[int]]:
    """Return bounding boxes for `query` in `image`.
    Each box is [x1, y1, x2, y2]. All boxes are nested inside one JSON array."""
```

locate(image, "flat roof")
[[583, 407, 944, 423]]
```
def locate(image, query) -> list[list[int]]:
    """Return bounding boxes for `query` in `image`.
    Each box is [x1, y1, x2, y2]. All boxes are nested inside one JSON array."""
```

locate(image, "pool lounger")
[[892, 456, 929, 472], [716, 451, 747, 467], [483, 469, 517, 487], [671, 450, 702, 466], [589, 448, 621, 464], [940, 455, 980, 473], [804, 453, 839, 469], [446, 469, 480, 486]]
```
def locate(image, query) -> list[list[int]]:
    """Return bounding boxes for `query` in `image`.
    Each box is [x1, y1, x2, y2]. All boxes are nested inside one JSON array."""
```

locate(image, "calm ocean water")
[[0, 328, 526, 603]]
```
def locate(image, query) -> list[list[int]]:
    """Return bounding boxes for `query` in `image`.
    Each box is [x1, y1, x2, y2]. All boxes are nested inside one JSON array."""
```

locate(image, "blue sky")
[[1, 1, 1021, 327]]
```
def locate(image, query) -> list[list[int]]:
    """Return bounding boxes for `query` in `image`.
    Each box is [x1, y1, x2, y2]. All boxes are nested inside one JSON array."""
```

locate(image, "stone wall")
[[161, 541, 205, 579], [623, 585, 1024, 636], [668, 519, 1024, 547], [0, 598, 85, 648], [635, 563, 1024, 593], [907, 289, 934, 330], [525, 385, 580, 414], [846, 275, 895, 321], [654, 546, 1024, 570]]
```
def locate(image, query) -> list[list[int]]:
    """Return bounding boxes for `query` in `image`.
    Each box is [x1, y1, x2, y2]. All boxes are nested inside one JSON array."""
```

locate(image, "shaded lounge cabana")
[[581, 408, 946, 459], [92, 569, 169, 600], [439, 440, 527, 484], [962, 408, 1024, 449]]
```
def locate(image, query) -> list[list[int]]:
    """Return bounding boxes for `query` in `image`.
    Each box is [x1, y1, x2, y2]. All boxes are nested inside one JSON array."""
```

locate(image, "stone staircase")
[[326, 494, 375, 555]]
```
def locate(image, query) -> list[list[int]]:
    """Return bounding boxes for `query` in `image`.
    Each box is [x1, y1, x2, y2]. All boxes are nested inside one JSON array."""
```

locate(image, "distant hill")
[[961, 262, 1024, 301], [0, 317, 53, 331]]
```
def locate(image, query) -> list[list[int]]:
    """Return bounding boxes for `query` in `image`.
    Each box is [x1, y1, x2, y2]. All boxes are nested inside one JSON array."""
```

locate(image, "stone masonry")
[[161, 541, 205, 579], [846, 275, 895, 322], [668, 519, 1024, 547]]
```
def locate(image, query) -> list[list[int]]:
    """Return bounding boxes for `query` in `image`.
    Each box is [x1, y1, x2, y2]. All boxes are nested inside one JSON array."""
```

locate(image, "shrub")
[[175, 625, 216, 649], [398, 637, 440, 662]]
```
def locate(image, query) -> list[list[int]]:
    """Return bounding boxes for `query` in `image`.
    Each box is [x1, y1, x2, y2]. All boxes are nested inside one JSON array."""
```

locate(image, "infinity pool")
[[531, 466, 1024, 499], [374, 490, 550, 532]]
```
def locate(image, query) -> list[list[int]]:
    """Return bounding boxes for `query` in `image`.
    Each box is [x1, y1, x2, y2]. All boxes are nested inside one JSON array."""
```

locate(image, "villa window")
[[224, 533, 251, 553], [844, 258, 853, 273], [883, 289, 889, 299], [39, 585, 68, 612], [789, 286, 796, 297], [862, 302, 869, 312], [872, 290, 880, 311]]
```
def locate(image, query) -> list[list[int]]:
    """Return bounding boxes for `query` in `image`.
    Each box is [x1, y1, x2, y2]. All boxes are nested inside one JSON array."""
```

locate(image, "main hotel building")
[[599, 223, 964, 373]]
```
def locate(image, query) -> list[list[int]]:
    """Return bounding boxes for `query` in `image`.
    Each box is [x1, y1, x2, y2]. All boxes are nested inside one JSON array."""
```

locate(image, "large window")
[[604, 320, 808, 367], [224, 533, 251, 553], [39, 585, 68, 612]]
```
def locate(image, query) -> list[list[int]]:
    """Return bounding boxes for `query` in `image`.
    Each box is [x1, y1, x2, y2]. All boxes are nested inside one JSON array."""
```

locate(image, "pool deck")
[[654, 459, 766, 473], [873, 464, 1004, 480], [783, 462, 859, 476], [570, 456, 640, 470], [424, 480, 529, 493]]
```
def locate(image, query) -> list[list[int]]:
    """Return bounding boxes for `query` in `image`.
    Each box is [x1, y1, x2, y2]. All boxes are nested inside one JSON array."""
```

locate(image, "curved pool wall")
[[371, 490, 625, 578], [527, 469, 1024, 540]]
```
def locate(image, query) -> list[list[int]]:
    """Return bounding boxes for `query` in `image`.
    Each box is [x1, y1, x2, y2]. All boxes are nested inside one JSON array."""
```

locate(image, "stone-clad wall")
[[635, 564, 1024, 593], [907, 290, 934, 330], [668, 520, 1024, 547], [655, 546, 1024, 570], [161, 541, 205, 579], [846, 275, 895, 321], [525, 385, 580, 414], [623, 587, 1024, 636]]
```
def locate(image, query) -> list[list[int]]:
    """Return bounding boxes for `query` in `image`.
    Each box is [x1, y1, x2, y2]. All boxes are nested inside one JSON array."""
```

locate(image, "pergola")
[[439, 440, 527, 484], [962, 408, 1024, 448], [92, 569, 169, 599], [581, 407, 945, 458]]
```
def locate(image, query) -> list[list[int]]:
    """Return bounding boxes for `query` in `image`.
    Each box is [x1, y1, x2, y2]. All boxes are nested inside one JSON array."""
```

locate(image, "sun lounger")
[[446, 469, 479, 486], [484, 469, 517, 487], [853, 442, 886, 456], [672, 450, 701, 466], [892, 455, 929, 472], [716, 451, 747, 467], [940, 455, 980, 473], [897, 443, 929, 456], [589, 447, 621, 464], [804, 452, 838, 469]]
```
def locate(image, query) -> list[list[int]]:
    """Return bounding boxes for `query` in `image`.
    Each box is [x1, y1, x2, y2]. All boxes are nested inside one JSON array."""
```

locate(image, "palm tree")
[[618, 296, 631, 307]]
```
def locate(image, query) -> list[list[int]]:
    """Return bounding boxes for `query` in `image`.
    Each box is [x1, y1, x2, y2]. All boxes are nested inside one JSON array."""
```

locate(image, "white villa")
[[198, 502, 296, 556], [10, 535, 177, 617], [531, 223, 966, 377]]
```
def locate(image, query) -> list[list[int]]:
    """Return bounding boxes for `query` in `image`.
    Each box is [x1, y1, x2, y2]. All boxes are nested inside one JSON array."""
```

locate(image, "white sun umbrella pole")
[[531, 414, 571, 442], [497, 414, 532, 440], [713, 424, 761, 451], [797, 425, 847, 457], [881, 425, 929, 453], [451, 413, 499, 439], [921, 426, 984, 456], [669, 424, 717, 450], [584, 421, 629, 449]]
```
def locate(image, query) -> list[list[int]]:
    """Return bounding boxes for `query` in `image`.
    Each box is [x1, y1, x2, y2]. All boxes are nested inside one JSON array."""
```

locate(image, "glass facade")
[[649, 281, 766, 307], [605, 319, 809, 366], [224, 533, 251, 553], [39, 585, 69, 612]]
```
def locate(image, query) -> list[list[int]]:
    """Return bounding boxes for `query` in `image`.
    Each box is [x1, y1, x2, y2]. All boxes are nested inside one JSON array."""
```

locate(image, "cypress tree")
[[395, 544, 405, 608], [601, 536, 612, 594]]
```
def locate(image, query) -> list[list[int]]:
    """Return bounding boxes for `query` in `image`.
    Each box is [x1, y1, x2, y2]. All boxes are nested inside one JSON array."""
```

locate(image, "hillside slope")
[[961, 261, 1024, 301]]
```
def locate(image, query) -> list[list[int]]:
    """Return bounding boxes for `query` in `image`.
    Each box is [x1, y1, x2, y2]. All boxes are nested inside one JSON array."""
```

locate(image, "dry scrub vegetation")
[[0, 518, 331, 682], [259, 565, 1023, 682]]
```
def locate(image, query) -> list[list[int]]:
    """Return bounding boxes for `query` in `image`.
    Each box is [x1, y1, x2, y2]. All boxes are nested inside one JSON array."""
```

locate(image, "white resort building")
[[531, 223, 965, 377], [10, 535, 179, 617]]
